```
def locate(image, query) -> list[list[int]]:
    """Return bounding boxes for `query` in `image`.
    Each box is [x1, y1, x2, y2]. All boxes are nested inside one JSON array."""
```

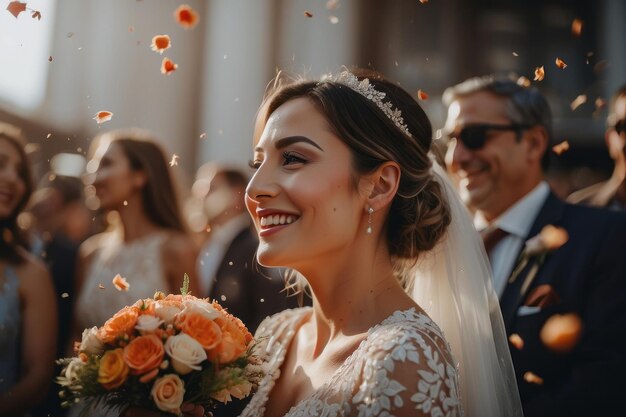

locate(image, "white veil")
[[409, 160, 523, 417]]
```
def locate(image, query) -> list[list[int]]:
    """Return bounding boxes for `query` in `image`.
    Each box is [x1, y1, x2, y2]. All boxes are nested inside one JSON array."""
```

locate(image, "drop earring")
[[366, 207, 374, 234]]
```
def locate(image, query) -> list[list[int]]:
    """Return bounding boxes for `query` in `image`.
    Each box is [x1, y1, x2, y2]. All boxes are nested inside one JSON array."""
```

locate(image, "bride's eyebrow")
[[254, 136, 324, 153]]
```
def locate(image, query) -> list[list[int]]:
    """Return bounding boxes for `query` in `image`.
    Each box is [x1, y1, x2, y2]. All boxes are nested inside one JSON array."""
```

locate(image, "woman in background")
[[0, 122, 57, 416], [73, 129, 198, 343]]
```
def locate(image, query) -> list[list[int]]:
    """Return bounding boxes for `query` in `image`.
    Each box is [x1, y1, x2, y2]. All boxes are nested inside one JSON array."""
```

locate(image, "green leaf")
[[181, 273, 190, 296]]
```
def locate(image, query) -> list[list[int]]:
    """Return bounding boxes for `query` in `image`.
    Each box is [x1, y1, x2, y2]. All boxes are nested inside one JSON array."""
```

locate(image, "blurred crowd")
[[0, 78, 625, 417]]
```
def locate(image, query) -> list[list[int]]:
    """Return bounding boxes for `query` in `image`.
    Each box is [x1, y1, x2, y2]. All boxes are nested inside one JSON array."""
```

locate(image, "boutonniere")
[[509, 225, 569, 294]]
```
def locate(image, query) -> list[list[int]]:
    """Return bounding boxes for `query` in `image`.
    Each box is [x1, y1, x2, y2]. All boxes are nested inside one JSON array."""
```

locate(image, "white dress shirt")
[[474, 182, 550, 297], [197, 213, 252, 297]]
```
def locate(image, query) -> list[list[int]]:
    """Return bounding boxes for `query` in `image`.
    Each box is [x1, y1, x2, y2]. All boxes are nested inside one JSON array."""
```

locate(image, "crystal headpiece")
[[322, 71, 411, 136]]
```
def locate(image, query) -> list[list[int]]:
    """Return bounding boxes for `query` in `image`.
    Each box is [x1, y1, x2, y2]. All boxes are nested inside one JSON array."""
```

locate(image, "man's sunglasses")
[[612, 119, 625, 136], [449, 124, 532, 150]]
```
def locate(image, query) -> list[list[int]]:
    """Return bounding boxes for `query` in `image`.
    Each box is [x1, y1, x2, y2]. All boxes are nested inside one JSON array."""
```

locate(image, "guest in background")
[[568, 85, 626, 209], [192, 162, 303, 334], [443, 75, 626, 417], [72, 128, 199, 345], [28, 172, 92, 417], [0, 122, 57, 415]]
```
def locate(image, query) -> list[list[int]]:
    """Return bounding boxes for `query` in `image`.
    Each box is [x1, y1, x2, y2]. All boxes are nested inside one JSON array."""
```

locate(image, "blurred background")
[[1, 0, 624, 198]]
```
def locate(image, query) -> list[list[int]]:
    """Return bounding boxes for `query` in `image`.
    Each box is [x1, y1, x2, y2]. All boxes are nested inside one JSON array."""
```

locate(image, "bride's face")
[[246, 97, 366, 271]]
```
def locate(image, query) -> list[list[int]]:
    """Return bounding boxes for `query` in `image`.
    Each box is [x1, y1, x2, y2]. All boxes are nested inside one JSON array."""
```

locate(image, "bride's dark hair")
[[257, 69, 451, 282]]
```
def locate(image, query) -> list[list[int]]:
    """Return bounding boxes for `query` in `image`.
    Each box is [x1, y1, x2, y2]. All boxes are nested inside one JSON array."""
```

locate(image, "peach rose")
[[134, 298, 156, 315], [176, 312, 222, 350], [98, 349, 129, 390], [123, 334, 165, 375], [98, 306, 139, 344], [207, 316, 249, 364], [179, 299, 220, 320], [151, 374, 185, 416]]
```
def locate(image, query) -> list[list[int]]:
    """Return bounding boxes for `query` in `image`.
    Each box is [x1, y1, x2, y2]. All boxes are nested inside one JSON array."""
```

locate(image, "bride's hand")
[[122, 404, 207, 417]]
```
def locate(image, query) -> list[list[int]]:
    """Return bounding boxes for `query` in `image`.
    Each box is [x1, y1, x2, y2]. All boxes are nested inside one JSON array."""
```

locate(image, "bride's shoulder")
[[252, 307, 312, 349], [363, 308, 455, 365]]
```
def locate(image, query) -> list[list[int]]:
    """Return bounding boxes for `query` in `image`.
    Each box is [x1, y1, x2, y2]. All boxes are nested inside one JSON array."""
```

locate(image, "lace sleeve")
[[351, 320, 462, 417]]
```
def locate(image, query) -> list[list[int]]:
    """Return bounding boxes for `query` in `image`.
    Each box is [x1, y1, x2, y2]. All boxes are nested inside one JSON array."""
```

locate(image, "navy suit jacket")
[[498, 192, 626, 417]]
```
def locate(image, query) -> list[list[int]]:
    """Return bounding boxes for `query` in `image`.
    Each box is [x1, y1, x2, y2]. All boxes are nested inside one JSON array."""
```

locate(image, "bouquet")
[[57, 276, 263, 416]]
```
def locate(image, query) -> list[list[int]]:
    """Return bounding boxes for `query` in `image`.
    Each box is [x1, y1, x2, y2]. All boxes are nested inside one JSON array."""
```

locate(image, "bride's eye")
[[282, 151, 307, 166], [248, 159, 262, 170]]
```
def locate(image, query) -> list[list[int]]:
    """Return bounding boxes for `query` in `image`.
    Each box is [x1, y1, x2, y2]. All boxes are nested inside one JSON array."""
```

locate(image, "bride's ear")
[[362, 161, 401, 211]]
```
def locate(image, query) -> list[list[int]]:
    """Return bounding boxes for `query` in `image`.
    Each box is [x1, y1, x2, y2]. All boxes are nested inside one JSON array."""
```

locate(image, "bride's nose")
[[245, 165, 280, 202]]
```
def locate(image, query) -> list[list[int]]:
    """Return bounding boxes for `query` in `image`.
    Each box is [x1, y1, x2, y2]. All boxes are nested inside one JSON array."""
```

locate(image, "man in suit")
[[442, 75, 626, 417], [568, 84, 626, 209]]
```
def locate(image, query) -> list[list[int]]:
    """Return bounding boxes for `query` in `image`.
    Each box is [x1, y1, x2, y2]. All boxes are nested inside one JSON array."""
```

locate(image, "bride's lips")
[[255, 208, 300, 237]]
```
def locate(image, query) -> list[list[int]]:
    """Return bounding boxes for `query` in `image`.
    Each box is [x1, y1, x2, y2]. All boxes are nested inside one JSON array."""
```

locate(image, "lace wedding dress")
[[240, 307, 462, 417]]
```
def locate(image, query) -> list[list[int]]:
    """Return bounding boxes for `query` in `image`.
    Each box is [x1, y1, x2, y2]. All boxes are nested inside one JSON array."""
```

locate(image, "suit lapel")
[[500, 192, 565, 327]]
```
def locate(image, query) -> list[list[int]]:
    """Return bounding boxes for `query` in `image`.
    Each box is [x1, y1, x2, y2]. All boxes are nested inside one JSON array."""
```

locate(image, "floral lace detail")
[[240, 308, 462, 417]]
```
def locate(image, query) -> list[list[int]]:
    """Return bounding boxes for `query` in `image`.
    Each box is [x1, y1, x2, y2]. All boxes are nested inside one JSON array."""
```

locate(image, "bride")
[[237, 69, 522, 417], [127, 69, 522, 417]]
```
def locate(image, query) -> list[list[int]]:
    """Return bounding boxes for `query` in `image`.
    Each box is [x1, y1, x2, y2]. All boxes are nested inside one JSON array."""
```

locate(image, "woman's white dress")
[[241, 307, 463, 417]]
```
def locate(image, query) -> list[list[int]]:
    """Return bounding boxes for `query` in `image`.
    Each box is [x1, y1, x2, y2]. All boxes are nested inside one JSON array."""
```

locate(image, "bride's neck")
[[301, 247, 415, 356]]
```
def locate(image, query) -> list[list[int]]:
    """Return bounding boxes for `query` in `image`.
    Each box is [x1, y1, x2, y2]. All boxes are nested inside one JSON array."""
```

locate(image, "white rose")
[[135, 315, 163, 335], [79, 327, 104, 355], [154, 302, 182, 324], [164, 333, 207, 375], [179, 299, 220, 320], [229, 381, 252, 400], [60, 358, 84, 385], [210, 388, 232, 404], [151, 374, 185, 416]]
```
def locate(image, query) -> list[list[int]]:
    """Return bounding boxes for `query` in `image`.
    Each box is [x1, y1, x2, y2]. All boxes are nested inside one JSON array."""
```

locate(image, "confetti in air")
[[508, 334, 524, 350], [93, 111, 113, 124], [540, 313, 583, 353], [417, 89, 429, 101], [304, 11, 313, 18], [161, 57, 178, 75], [555, 57, 568, 69], [174, 4, 199, 29], [112, 274, 130, 291], [570, 94, 587, 111], [571, 18, 583, 37], [533, 66, 545, 81], [523, 371, 544, 385], [169, 154, 180, 167], [552, 141, 570, 155], [150, 35, 171, 54], [6, 1, 26, 18]]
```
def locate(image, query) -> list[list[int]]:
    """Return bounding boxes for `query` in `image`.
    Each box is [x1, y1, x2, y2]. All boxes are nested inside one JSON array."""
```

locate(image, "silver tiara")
[[322, 71, 411, 136]]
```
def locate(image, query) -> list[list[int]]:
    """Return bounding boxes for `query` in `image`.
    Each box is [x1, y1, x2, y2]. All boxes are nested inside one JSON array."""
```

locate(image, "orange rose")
[[98, 349, 129, 390], [123, 334, 165, 375], [99, 306, 139, 344], [134, 298, 156, 315], [207, 316, 249, 364], [176, 312, 222, 350]]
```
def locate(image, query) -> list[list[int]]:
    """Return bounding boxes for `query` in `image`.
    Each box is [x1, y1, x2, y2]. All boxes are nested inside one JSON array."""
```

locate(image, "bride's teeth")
[[280, 215, 286, 224], [260, 217, 267, 227], [273, 215, 280, 224], [286, 216, 294, 224]]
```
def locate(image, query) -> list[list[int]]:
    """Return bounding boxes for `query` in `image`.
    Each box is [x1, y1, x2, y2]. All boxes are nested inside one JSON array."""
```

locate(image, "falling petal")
[[169, 154, 180, 167], [61, 292, 69, 299], [534, 66, 545, 81], [540, 313, 583, 353], [31, 10, 41, 20], [199, 132, 207, 139], [174, 4, 199, 29], [555, 57, 567, 69], [329, 16, 339, 24], [304, 11, 313, 18], [112, 274, 130, 291], [48, 55, 53, 62], [570, 94, 587, 111], [93, 111, 113, 124], [552, 141, 570, 155], [419, 0, 429, 3], [508, 334, 524, 350], [98, 283, 105, 289], [46, 133, 52, 139], [512, 52, 519, 57], [517, 76, 531, 87], [150, 34, 171, 54], [326, 0, 340, 10], [6, 1, 27, 18], [417, 89, 429, 100], [523, 371, 544, 385], [161, 57, 178, 75], [571, 18, 583, 37]]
